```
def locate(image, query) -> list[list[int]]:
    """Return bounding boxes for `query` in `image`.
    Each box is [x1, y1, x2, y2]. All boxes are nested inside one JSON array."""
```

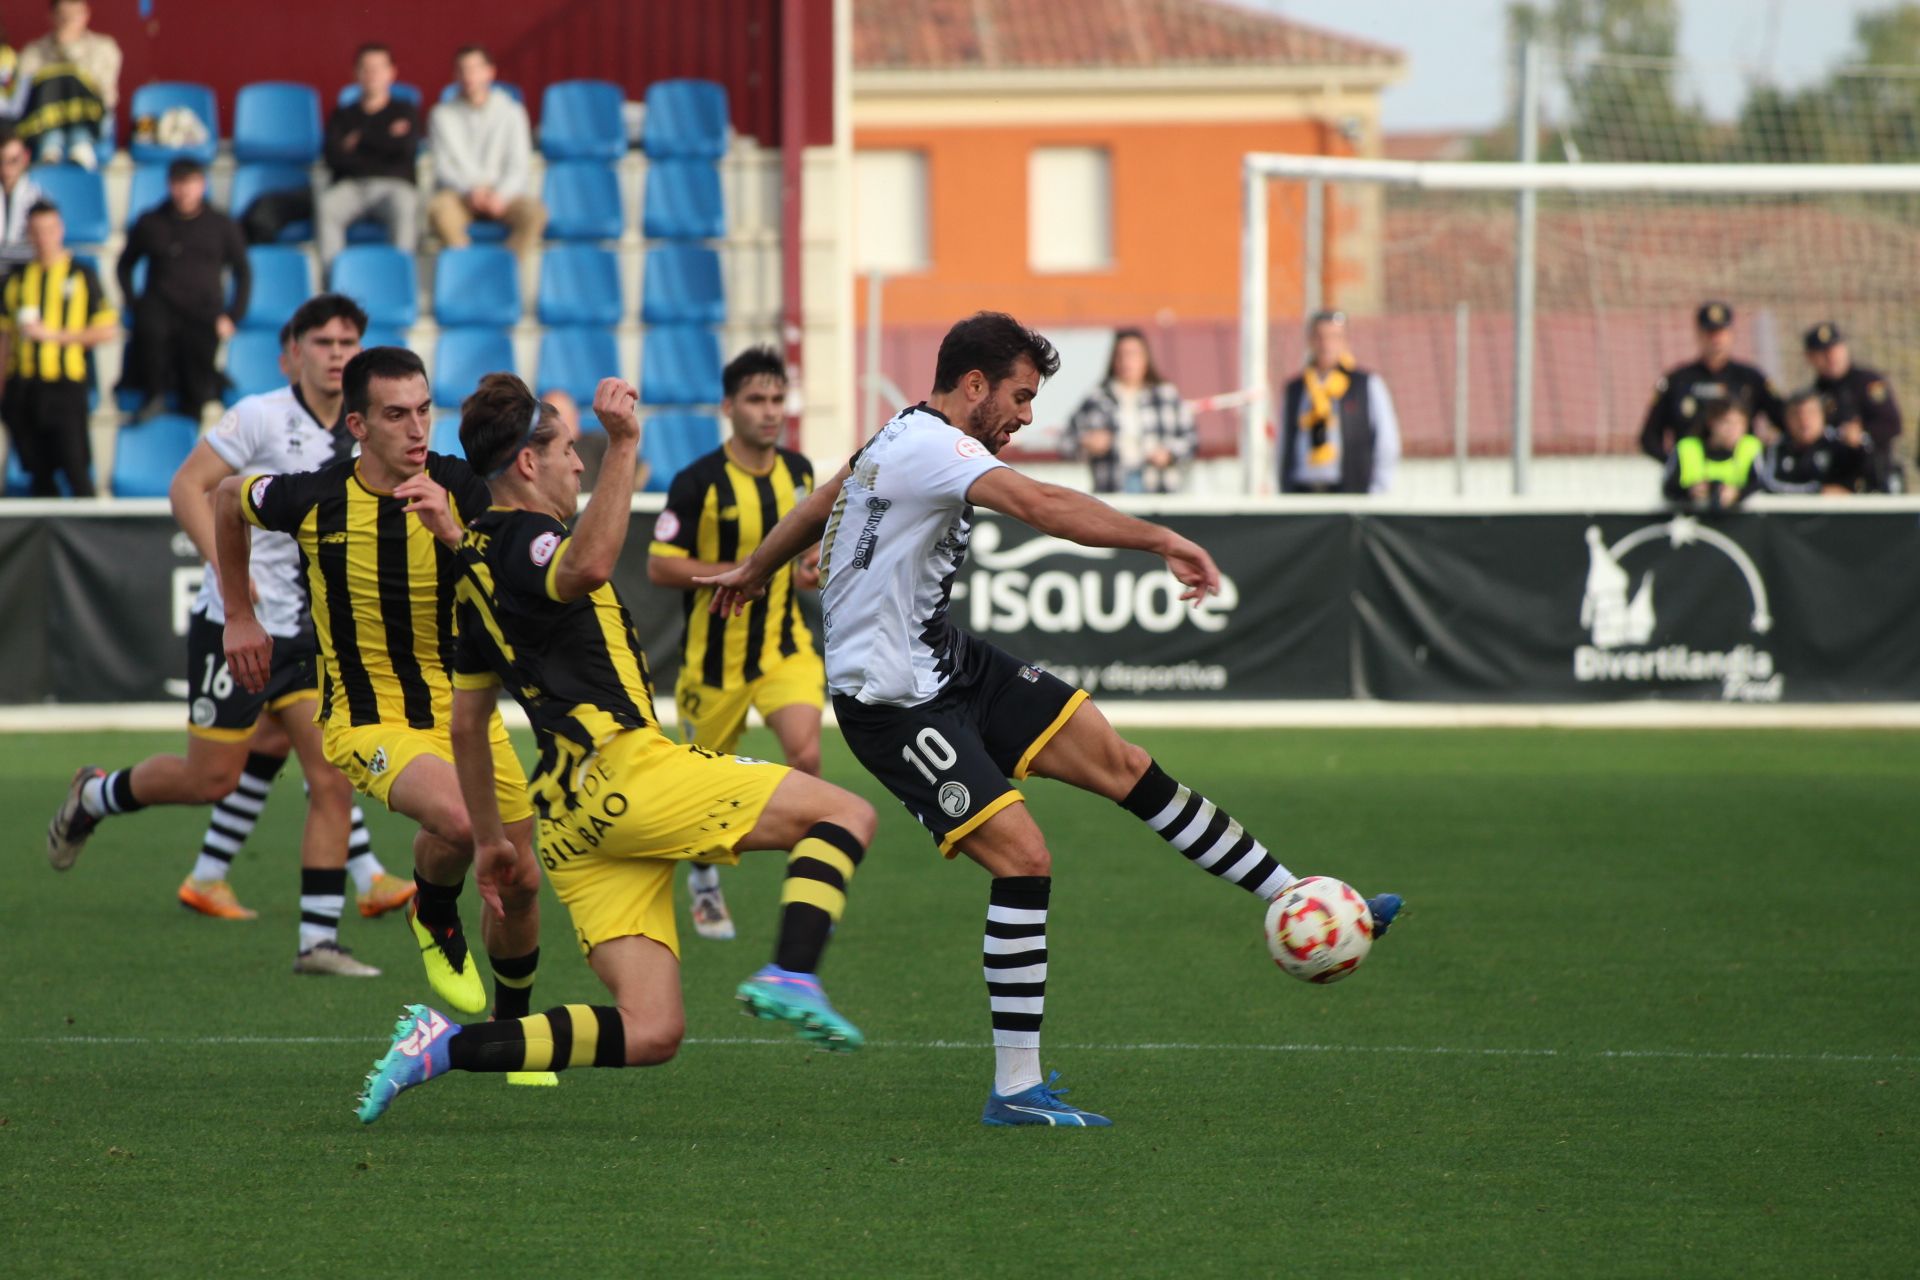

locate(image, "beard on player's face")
[[967, 396, 1016, 455]]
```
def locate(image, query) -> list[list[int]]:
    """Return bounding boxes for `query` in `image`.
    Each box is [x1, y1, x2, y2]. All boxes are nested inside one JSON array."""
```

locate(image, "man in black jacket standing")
[[117, 158, 250, 420], [1804, 321, 1903, 493], [1637, 301, 1783, 461], [315, 43, 419, 268]]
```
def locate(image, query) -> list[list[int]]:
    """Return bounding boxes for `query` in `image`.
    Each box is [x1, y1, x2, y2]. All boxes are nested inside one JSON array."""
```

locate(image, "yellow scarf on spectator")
[[1301, 354, 1354, 467]]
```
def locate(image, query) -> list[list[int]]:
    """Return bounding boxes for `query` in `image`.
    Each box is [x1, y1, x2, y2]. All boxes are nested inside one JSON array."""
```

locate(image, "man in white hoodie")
[[427, 45, 546, 254]]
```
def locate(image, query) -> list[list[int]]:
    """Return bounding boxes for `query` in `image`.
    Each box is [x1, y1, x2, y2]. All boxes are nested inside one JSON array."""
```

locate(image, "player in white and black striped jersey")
[[702, 312, 1405, 1126]]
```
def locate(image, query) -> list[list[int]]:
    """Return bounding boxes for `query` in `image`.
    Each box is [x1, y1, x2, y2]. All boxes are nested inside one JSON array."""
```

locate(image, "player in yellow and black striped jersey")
[[0, 200, 117, 496], [647, 346, 824, 939], [347, 372, 880, 1121], [212, 346, 549, 1039]]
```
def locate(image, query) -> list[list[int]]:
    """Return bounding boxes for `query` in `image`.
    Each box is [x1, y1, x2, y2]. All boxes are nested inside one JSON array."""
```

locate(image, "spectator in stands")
[[11, 0, 120, 169], [0, 127, 46, 270], [0, 200, 116, 495], [1803, 321, 1903, 494], [1064, 328, 1194, 494], [1663, 401, 1760, 510], [1279, 309, 1400, 494], [1638, 301, 1782, 461], [316, 42, 419, 266], [116, 158, 249, 421], [428, 45, 546, 254], [1759, 390, 1871, 497]]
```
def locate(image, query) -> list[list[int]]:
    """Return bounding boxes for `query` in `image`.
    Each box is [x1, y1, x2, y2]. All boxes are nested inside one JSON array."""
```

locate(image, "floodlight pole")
[[1239, 157, 1270, 494], [1510, 38, 1541, 496]]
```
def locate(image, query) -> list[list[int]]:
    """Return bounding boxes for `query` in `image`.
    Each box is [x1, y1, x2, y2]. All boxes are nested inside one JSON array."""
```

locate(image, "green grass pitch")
[[3, 726, 1914, 1277]]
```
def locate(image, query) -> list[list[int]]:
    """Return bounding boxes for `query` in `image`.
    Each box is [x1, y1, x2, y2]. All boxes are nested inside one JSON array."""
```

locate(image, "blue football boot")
[[357, 1004, 458, 1124], [982, 1071, 1112, 1127]]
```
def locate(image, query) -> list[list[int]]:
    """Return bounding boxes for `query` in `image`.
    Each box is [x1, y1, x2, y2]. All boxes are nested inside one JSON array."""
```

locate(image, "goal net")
[[1239, 53, 1920, 500]]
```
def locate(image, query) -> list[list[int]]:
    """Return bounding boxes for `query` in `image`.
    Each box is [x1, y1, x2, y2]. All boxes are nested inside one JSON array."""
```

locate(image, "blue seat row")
[[431, 409, 720, 494], [428, 325, 722, 410]]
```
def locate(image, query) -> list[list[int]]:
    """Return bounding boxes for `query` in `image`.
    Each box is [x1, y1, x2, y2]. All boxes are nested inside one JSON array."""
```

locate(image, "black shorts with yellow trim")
[[184, 608, 319, 742], [833, 633, 1086, 858]]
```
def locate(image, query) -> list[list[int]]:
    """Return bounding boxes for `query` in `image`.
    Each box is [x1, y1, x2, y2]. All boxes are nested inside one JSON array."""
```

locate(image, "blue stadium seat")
[[126, 162, 171, 226], [129, 82, 219, 165], [642, 79, 729, 161], [640, 412, 723, 492], [32, 165, 109, 244], [438, 81, 523, 105], [336, 82, 423, 108], [642, 245, 725, 326], [230, 163, 313, 242], [537, 245, 622, 327], [362, 325, 410, 351], [641, 325, 723, 406], [538, 80, 626, 161], [537, 327, 621, 405], [224, 330, 287, 404], [243, 247, 314, 332], [642, 160, 724, 241], [110, 414, 201, 498], [5, 448, 95, 496], [433, 328, 516, 407], [233, 83, 324, 164], [433, 246, 520, 328], [543, 160, 624, 241], [330, 244, 419, 327], [430, 414, 467, 459]]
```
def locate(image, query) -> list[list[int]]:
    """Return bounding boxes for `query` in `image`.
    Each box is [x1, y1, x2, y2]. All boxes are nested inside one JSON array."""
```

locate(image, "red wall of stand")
[[0, 0, 836, 148]]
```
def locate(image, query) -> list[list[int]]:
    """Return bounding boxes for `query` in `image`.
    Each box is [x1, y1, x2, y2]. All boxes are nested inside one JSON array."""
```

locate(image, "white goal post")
[[1239, 153, 1920, 495]]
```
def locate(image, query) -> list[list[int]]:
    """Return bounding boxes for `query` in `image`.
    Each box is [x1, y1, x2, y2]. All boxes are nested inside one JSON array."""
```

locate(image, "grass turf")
[[2, 726, 1914, 1277]]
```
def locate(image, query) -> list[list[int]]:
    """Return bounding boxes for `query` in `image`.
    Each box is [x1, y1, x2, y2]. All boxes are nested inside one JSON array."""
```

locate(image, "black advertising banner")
[[1355, 512, 1920, 702], [6, 507, 1920, 705], [956, 513, 1350, 699]]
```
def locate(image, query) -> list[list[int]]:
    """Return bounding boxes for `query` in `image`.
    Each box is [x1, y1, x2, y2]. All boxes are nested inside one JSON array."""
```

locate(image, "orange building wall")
[[854, 117, 1351, 328]]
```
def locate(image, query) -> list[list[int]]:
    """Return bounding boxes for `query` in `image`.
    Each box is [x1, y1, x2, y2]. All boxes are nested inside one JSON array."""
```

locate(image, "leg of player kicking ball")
[[1025, 699, 1404, 925]]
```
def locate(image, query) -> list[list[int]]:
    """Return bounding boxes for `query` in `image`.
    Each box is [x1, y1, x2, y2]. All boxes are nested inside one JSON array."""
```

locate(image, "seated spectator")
[[1663, 401, 1759, 510], [0, 200, 117, 495], [11, 0, 120, 169], [429, 45, 546, 254], [116, 158, 249, 421], [1758, 391, 1871, 496], [1803, 321, 1903, 494], [0, 127, 46, 270], [317, 43, 419, 266], [1064, 328, 1194, 494], [1280, 309, 1400, 494]]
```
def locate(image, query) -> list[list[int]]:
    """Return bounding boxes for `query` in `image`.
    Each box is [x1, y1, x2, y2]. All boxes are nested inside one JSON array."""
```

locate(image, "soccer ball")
[[1264, 876, 1374, 984]]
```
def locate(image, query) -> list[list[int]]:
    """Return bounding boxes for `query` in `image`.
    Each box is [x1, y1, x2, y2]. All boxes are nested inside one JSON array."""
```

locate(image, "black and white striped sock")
[[298, 867, 346, 950], [985, 876, 1050, 1096], [191, 751, 285, 882], [1120, 761, 1294, 900], [342, 798, 384, 894]]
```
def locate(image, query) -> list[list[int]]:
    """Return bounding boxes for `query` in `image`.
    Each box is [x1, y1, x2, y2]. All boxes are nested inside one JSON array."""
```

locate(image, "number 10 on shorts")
[[900, 727, 957, 784]]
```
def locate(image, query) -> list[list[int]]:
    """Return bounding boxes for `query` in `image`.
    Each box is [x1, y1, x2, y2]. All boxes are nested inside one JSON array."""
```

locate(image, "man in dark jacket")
[[315, 43, 419, 266], [1803, 321, 1903, 493], [1279, 310, 1400, 494], [1638, 301, 1783, 461], [117, 158, 249, 419]]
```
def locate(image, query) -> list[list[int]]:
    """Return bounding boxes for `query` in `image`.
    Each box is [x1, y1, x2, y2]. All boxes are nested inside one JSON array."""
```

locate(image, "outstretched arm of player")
[[450, 682, 515, 923], [212, 475, 273, 693], [551, 377, 641, 601], [966, 467, 1220, 603], [697, 463, 848, 616]]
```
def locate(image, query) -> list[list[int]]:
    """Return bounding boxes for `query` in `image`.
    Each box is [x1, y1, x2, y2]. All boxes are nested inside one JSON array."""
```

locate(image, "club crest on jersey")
[[955, 436, 989, 460], [363, 747, 389, 777], [190, 697, 217, 727], [938, 781, 971, 818], [653, 509, 681, 542], [249, 476, 272, 508], [529, 531, 561, 567], [216, 409, 241, 435]]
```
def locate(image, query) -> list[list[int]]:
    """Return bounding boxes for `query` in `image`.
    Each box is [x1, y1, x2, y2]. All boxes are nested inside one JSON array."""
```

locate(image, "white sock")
[[986, 877, 1050, 1096], [190, 854, 229, 882], [80, 775, 110, 819], [298, 869, 345, 950], [688, 863, 720, 892], [995, 1045, 1043, 1096]]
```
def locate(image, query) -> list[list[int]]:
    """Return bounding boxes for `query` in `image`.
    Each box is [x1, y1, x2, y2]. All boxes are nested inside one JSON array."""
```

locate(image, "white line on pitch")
[[6, 1035, 1911, 1064]]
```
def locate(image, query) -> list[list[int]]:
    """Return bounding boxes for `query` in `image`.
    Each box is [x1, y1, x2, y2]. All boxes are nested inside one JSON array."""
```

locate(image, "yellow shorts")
[[324, 713, 533, 824], [539, 728, 789, 958], [676, 649, 825, 754]]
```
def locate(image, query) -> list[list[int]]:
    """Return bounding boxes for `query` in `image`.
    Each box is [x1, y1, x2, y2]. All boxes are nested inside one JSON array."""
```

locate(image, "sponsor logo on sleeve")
[[529, 531, 561, 567], [653, 510, 681, 542], [955, 436, 989, 460]]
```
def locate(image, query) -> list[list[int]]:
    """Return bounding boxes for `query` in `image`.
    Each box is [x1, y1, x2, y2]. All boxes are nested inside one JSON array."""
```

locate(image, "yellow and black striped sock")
[[446, 1004, 626, 1072], [772, 822, 865, 974], [489, 948, 538, 1021]]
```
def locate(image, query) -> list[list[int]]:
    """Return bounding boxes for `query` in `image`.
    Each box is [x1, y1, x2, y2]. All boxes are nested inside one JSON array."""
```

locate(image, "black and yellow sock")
[[772, 822, 865, 974], [490, 948, 539, 1021], [447, 1004, 626, 1072]]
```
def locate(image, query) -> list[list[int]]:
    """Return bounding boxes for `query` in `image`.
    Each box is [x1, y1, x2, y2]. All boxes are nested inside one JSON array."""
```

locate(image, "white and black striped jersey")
[[817, 403, 1006, 707]]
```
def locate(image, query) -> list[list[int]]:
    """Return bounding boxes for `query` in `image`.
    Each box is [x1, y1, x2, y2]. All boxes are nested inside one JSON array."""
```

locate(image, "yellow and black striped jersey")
[[648, 445, 816, 689], [453, 506, 667, 815], [0, 254, 116, 382], [241, 452, 489, 731]]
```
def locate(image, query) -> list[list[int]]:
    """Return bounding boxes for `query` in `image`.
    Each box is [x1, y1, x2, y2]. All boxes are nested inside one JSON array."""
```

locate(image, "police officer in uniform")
[[1638, 301, 1784, 461], [1803, 321, 1903, 493]]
